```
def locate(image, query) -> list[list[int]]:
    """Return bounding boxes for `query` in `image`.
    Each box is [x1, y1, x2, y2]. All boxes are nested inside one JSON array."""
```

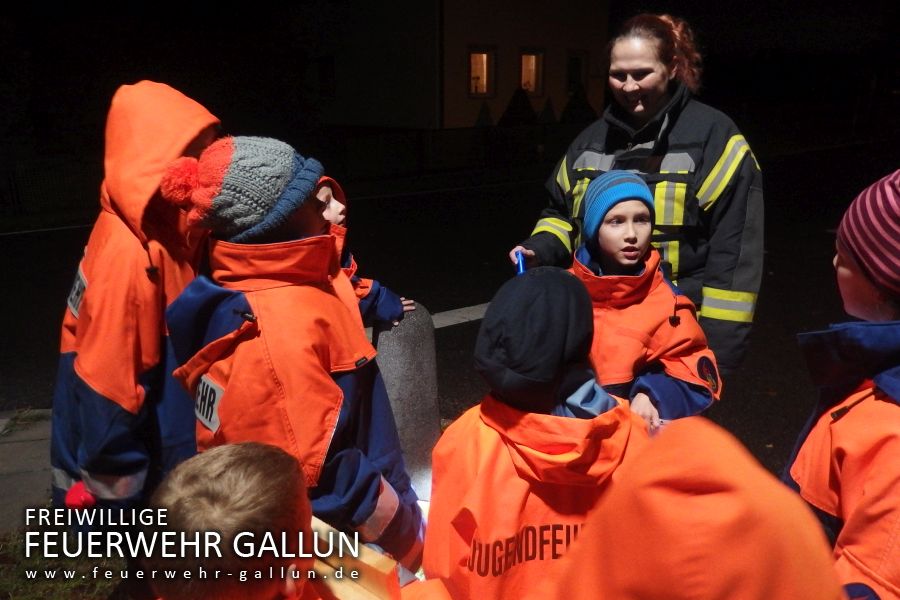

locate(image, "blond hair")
[[144, 442, 311, 600]]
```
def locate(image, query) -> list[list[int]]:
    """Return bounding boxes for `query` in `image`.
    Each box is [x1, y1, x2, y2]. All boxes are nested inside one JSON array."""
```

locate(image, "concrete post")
[[373, 304, 441, 501]]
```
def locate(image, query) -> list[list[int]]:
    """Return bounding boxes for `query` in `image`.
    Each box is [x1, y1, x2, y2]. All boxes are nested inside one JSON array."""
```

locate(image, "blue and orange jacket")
[[166, 234, 424, 570], [423, 385, 648, 600], [569, 246, 721, 419], [50, 81, 220, 511], [332, 223, 406, 327], [784, 321, 900, 599]]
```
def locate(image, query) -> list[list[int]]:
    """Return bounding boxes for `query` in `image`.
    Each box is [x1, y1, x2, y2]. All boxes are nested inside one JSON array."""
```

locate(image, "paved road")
[[1, 138, 897, 476]]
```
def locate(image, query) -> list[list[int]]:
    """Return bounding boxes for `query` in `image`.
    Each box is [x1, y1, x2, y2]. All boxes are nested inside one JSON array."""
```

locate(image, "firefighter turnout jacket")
[[523, 83, 763, 372]]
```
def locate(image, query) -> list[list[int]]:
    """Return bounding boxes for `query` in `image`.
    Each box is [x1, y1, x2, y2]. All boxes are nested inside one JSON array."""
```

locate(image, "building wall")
[[314, 1, 442, 130], [442, 0, 609, 128]]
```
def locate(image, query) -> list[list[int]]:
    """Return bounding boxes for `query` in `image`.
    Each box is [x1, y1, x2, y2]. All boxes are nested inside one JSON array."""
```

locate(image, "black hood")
[[474, 267, 594, 413]]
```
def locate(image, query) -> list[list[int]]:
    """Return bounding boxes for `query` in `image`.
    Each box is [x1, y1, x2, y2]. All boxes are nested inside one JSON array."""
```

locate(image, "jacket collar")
[[571, 247, 661, 307], [798, 320, 900, 401], [209, 234, 340, 291], [603, 82, 690, 143]]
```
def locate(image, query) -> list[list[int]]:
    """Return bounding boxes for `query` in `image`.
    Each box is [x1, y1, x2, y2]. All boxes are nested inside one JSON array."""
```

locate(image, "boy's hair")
[[582, 170, 655, 243], [474, 267, 593, 413], [144, 442, 311, 600]]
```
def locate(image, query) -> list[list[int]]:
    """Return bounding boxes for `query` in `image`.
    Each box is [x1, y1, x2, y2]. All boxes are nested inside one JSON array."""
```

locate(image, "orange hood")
[[545, 417, 845, 599], [479, 394, 639, 487], [101, 80, 219, 243]]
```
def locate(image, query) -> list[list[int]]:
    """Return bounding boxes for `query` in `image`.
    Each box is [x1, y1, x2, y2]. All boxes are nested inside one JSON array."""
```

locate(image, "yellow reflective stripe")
[[571, 177, 590, 220], [555, 156, 571, 194], [697, 135, 750, 210], [651, 239, 680, 279], [531, 217, 573, 252], [570, 177, 591, 249], [700, 286, 757, 322], [653, 180, 687, 226], [702, 287, 757, 303]]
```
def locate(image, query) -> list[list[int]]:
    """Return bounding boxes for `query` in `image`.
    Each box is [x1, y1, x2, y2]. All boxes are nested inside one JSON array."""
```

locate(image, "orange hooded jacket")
[[167, 234, 424, 569], [790, 383, 900, 599], [50, 81, 219, 508], [784, 320, 900, 598], [423, 394, 648, 599], [570, 247, 721, 418], [543, 417, 845, 600]]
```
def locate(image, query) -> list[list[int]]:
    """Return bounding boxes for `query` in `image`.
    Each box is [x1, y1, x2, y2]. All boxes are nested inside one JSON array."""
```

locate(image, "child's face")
[[834, 242, 891, 321], [317, 184, 346, 226], [595, 200, 652, 274]]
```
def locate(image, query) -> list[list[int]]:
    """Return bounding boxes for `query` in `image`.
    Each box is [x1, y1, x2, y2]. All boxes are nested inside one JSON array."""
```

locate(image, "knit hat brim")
[[836, 169, 900, 300], [228, 155, 324, 243], [582, 171, 655, 243]]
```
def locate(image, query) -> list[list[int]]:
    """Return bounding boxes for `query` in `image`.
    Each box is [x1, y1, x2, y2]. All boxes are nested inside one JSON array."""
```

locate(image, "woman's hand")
[[630, 392, 662, 433], [508, 245, 537, 266]]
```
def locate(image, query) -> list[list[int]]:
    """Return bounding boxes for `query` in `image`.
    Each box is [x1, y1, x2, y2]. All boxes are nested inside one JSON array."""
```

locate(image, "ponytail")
[[613, 13, 703, 93]]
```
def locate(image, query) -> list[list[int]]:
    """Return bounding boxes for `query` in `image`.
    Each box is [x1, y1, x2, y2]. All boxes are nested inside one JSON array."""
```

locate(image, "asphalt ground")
[[1, 137, 898, 476]]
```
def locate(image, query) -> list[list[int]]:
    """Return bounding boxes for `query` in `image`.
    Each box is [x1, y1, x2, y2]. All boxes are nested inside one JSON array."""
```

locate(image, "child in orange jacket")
[[315, 176, 415, 327], [569, 170, 721, 432], [163, 137, 424, 571], [423, 267, 649, 599], [50, 81, 220, 514], [784, 169, 900, 599], [542, 417, 844, 600]]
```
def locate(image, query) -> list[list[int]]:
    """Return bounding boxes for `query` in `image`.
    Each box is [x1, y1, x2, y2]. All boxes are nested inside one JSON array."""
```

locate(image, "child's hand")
[[508, 245, 536, 267], [393, 298, 416, 326], [630, 392, 662, 433]]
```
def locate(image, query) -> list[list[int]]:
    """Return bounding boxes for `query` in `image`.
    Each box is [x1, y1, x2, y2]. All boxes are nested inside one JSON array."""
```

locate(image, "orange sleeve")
[[650, 295, 722, 400]]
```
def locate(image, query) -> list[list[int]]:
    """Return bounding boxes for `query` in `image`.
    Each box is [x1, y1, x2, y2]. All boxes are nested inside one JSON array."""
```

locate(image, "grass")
[[0, 518, 124, 600]]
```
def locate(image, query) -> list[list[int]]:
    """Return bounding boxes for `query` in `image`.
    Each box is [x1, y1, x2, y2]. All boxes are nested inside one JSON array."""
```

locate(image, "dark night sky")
[[0, 4, 897, 168]]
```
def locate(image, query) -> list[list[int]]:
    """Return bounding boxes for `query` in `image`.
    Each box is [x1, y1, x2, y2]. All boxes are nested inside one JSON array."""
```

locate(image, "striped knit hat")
[[582, 170, 655, 242], [837, 169, 900, 300], [160, 136, 323, 243]]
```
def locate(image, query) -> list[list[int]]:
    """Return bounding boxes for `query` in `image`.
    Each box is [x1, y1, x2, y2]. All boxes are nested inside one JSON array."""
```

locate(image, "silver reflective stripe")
[[572, 151, 615, 172], [397, 518, 425, 570], [356, 475, 400, 542], [701, 296, 755, 314], [659, 152, 695, 173], [80, 468, 147, 500], [52, 467, 76, 491]]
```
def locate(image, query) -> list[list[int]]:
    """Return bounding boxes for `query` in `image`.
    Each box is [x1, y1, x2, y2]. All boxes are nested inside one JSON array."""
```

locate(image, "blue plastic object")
[[515, 251, 526, 275]]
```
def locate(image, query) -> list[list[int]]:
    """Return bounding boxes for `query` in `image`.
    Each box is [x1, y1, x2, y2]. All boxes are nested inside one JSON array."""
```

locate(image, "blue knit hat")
[[582, 171, 655, 242]]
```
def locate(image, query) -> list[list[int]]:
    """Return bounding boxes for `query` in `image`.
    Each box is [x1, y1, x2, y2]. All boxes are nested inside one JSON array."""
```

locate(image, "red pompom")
[[64, 481, 97, 510], [160, 156, 200, 207]]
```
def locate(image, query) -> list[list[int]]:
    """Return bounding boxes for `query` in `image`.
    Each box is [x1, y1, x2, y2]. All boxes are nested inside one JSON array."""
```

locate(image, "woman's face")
[[608, 37, 675, 125], [596, 200, 653, 275]]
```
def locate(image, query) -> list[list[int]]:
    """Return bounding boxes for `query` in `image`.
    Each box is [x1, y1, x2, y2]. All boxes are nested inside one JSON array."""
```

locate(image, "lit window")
[[520, 50, 544, 96], [468, 47, 496, 97]]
